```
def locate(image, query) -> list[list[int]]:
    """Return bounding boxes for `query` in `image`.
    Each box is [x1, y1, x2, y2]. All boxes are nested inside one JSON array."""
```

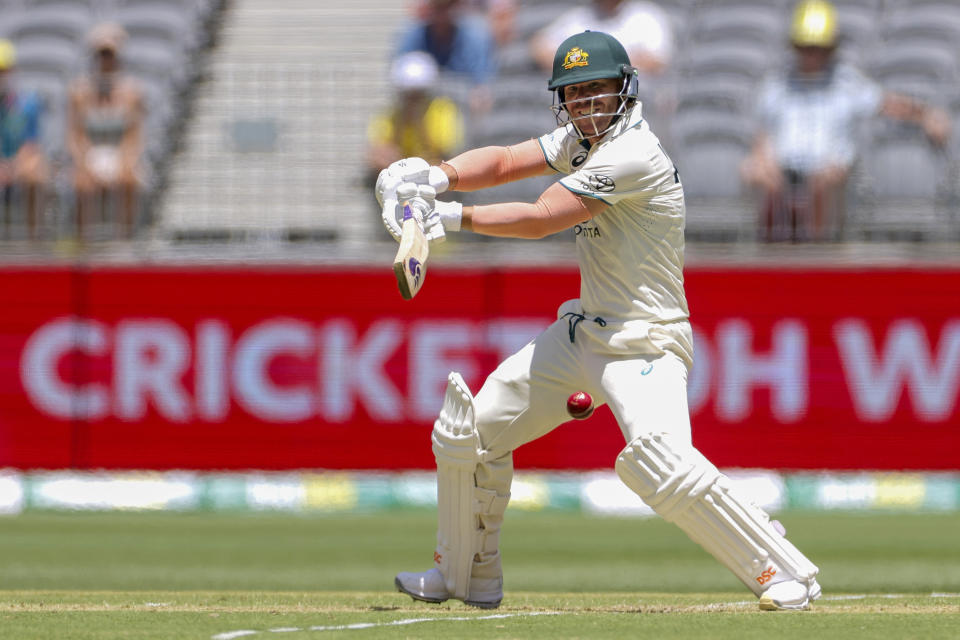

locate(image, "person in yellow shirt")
[[366, 51, 464, 179], [0, 40, 49, 240]]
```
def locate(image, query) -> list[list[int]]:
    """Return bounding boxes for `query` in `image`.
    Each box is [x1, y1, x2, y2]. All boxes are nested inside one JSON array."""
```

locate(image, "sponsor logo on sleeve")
[[580, 173, 615, 193]]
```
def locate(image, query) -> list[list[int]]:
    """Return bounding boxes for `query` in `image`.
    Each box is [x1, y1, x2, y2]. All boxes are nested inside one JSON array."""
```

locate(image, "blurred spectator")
[[466, 0, 517, 46], [366, 51, 464, 189], [529, 1, 675, 78], [68, 23, 146, 239], [741, 0, 952, 242], [0, 40, 49, 240], [396, 0, 498, 113]]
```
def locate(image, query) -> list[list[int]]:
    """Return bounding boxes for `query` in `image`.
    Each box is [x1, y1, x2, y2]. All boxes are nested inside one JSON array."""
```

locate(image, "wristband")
[[428, 165, 450, 194], [435, 200, 462, 232]]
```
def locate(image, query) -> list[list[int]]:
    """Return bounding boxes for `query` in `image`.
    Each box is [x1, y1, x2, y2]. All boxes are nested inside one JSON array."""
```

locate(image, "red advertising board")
[[0, 265, 957, 471]]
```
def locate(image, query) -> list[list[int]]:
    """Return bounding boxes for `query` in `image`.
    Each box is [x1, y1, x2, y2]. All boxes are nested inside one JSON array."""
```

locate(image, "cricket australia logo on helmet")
[[563, 47, 589, 70]]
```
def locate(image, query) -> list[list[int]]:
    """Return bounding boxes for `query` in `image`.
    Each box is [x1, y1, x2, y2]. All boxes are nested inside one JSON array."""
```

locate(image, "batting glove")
[[423, 200, 462, 241], [382, 182, 438, 242], [375, 157, 450, 208]]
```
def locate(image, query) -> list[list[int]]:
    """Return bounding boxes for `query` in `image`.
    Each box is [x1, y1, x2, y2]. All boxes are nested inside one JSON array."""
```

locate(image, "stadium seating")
[[685, 4, 786, 51], [4, 0, 952, 246], [439, 0, 960, 243], [0, 0, 221, 239]]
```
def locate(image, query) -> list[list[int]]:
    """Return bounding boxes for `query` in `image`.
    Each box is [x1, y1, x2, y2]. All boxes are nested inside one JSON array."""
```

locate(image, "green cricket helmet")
[[547, 31, 640, 138]]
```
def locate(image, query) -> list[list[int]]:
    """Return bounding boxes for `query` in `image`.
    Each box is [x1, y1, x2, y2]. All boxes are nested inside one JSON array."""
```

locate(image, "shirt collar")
[[603, 101, 645, 142]]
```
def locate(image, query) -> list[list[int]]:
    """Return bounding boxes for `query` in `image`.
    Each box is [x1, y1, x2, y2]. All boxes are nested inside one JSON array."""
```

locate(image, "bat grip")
[[383, 198, 418, 224]]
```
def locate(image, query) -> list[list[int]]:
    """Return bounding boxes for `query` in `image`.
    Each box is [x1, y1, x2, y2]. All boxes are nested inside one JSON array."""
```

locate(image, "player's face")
[[563, 77, 622, 139]]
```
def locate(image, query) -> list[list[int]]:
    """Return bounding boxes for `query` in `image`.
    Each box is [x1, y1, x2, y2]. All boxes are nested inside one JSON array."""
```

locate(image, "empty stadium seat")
[[497, 38, 538, 75], [853, 120, 955, 240], [673, 79, 752, 121], [687, 4, 786, 50], [674, 132, 751, 199], [9, 36, 80, 84], [117, 1, 202, 53], [489, 73, 550, 110], [833, 2, 881, 51], [510, 2, 558, 42], [122, 37, 190, 94], [468, 106, 556, 149], [869, 40, 958, 93], [678, 40, 778, 87], [880, 4, 960, 52], [5, 4, 93, 45]]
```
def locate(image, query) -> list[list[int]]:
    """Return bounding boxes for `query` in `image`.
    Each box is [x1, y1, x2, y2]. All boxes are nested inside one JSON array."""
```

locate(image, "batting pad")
[[615, 434, 818, 596], [431, 372, 483, 600]]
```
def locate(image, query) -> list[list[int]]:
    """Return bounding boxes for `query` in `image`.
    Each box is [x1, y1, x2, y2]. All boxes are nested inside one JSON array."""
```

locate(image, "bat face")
[[392, 202, 429, 300]]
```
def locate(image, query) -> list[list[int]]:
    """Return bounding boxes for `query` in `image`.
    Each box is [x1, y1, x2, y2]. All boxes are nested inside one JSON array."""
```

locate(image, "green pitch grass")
[[0, 510, 958, 639]]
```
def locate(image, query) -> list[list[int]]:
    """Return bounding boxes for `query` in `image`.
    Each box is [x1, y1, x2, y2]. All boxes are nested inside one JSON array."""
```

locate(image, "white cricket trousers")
[[472, 299, 694, 495]]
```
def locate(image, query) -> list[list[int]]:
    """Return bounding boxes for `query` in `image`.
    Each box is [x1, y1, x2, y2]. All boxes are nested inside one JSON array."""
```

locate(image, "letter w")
[[834, 319, 960, 422]]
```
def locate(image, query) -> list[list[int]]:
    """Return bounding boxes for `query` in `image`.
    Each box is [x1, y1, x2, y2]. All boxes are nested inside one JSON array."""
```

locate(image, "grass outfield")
[[0, 510, 958, 638]]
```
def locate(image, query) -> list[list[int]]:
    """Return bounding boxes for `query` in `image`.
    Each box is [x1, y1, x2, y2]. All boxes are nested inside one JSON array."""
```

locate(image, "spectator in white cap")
[[366, 51, 464, 191]]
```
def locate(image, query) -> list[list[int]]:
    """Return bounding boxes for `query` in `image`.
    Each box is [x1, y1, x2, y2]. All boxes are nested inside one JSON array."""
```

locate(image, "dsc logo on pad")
[[756, 568, 778, 586]]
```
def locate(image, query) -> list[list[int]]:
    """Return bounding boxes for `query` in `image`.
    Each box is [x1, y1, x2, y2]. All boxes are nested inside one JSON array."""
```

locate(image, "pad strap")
[[615, 434, 818, 596]]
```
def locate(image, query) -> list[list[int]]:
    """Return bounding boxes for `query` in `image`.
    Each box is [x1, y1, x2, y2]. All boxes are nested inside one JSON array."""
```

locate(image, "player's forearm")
[[462, 202, 556, 239], [462, 188, 593, 239], [444, 140, 548, 192]]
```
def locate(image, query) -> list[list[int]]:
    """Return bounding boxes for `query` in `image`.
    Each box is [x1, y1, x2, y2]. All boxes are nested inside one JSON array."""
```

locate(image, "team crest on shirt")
[[563, 47, 589, 69]]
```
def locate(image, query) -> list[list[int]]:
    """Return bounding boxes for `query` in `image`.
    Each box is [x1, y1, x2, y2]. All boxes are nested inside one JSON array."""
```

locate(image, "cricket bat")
[[391, 200, 429, 300]]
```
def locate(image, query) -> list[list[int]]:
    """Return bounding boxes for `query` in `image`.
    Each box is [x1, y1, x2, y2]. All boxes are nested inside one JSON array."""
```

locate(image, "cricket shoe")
[[395, 567, 502, 609], [758, 578, 822, 611]]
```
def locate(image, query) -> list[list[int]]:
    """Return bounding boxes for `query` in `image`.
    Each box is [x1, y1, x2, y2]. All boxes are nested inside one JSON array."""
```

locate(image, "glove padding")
[[375, 157, 430, 208], [382, 182, 444, 243], [423, 199, 462, 240]]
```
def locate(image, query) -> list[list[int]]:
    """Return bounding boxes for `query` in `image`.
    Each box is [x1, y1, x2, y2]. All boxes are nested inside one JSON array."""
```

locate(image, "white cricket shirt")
[[538, 104, 689, 327]]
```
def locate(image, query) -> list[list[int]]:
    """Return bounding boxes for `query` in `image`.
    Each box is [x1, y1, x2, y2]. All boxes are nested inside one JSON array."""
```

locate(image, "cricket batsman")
[[377, 30, 822, 611]]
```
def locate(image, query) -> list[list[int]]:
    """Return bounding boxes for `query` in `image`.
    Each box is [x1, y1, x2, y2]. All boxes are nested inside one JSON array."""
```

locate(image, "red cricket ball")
[[566, 391, 594, 420]]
